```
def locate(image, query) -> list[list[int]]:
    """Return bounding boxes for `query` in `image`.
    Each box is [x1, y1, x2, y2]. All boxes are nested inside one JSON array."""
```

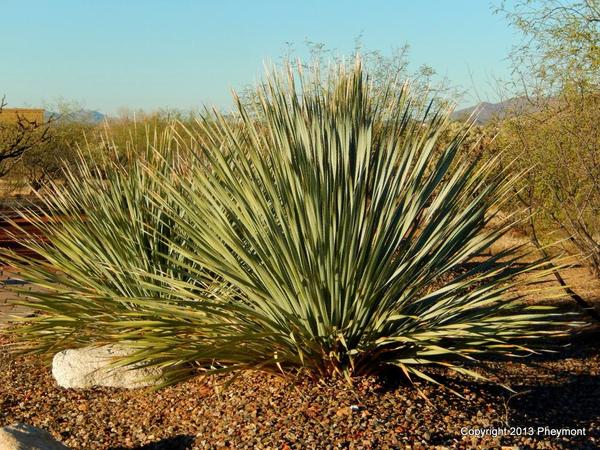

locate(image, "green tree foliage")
[[498, 0, 599, 93]]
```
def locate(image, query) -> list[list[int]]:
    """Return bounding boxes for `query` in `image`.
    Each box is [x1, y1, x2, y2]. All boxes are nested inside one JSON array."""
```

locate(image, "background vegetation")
[[493, 0, 600, 277]]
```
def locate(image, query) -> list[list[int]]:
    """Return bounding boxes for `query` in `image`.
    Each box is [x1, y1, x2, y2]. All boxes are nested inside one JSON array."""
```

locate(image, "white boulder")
[[0, 423, 70, 450], [52, 345, 162, 389]]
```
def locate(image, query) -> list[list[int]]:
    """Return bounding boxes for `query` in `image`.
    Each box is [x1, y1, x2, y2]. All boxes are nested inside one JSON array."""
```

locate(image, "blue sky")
[[1, 1, 519, 114]]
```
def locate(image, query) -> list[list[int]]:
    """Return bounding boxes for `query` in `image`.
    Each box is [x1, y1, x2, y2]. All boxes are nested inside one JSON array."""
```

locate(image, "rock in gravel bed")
[[52, 345, 163, 389], [0, 422, 70, 449]]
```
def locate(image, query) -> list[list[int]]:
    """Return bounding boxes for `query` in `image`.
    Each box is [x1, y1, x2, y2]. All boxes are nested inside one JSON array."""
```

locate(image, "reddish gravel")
[[0, 333, 598, 449]]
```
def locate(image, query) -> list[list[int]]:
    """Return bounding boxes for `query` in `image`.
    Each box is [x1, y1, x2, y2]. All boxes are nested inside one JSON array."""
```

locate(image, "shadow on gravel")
[[501, 374, 600, 449], [509, 374, 600, 426], [109, 435, 195, 450]]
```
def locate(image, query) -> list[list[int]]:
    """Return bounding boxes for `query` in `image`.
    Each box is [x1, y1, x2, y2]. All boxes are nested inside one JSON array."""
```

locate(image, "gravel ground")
[[0, 333, 598, 450]]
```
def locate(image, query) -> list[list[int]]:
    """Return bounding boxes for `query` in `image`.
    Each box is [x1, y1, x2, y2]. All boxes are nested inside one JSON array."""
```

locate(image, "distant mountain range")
[[40, 101, 536, 126], [451, 97, 535, 124], [44, 109, 105, 124]]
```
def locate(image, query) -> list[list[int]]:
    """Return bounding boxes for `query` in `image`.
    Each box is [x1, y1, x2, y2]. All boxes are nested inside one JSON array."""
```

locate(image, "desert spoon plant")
[[3, 60, 578, 390]]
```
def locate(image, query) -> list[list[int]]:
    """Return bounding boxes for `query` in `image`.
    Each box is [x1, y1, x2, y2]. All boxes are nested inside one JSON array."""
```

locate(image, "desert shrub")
[[494, 92, 600, 276], [0, 97, 51, 179], [4, 62, 576, 388], [493, 1, 600, 276], [14, 119, 95, 192]]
